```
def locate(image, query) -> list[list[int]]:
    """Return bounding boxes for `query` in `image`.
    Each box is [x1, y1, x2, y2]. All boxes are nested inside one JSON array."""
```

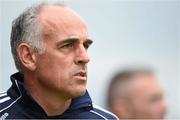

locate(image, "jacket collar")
[[8, 72, 93, 118]]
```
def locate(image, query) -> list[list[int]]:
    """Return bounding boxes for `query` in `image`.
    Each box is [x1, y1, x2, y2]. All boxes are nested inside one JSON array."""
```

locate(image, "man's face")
[[34, 6, 92, 98], [129, 75, 167, 119]]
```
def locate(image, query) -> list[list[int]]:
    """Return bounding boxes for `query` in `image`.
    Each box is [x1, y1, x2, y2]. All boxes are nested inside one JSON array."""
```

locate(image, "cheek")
[[47, 63, 72, 85], [36, 50, 77, 83], [40, 53, 72, 73], [36, 55, 69, 81]]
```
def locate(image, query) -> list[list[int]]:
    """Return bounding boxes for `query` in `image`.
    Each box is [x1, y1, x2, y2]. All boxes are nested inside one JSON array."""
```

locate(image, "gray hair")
[[10, 2, 65, 71]]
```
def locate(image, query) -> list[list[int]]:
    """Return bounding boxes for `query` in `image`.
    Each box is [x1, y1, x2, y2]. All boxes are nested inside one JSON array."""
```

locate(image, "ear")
[[111, 101, 122, 114], [17, 43, 37, 71], [111, 100, 130, 118]]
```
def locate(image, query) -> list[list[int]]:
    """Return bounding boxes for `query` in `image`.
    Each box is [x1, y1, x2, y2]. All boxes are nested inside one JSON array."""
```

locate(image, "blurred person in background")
[[107, 67, 167, 119]]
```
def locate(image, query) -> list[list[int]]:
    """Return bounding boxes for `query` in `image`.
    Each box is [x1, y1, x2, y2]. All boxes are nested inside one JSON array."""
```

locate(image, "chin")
[[70, 87, 86, 98]]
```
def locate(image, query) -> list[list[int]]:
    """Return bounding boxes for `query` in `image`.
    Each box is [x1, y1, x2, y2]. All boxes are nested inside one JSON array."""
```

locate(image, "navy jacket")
[[0, 73, 118, 119]]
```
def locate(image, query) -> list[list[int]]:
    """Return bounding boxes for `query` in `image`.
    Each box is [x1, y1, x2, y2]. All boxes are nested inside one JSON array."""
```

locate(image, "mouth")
[[74, 71, 87, 81]]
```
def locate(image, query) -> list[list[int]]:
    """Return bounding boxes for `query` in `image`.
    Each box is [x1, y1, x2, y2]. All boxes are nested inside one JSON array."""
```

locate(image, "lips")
[[74, 71, 87, 80]]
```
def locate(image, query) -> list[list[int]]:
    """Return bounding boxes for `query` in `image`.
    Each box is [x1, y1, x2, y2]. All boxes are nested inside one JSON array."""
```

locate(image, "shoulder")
[[0, 92, 12, 113], [90, 104, 119, 120], [0, 91, 22, 118]]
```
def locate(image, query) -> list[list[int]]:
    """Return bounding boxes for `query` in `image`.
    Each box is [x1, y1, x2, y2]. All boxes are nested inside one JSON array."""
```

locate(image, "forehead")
[[132, 75, 162, 96], [38, 5, 88, 39], [132, 74, 159, 88]]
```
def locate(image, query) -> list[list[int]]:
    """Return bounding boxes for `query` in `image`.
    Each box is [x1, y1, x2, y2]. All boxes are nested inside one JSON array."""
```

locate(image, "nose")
[[74, 45, 90, 65], [158, 99, 167, 118], [161, 100, 167, 114]]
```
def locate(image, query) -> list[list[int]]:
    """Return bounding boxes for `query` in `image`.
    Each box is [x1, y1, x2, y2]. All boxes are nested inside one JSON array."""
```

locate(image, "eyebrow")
[[57, 36, 93, 46]]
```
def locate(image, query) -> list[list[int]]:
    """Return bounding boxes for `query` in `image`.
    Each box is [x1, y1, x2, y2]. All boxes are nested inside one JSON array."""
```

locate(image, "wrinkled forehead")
[[38, 5, 88, 38]]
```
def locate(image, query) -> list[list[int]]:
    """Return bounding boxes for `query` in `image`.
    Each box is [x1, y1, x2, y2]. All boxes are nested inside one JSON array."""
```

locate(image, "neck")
[[23, 73, 72, 116], [34, 93, 72, 116]]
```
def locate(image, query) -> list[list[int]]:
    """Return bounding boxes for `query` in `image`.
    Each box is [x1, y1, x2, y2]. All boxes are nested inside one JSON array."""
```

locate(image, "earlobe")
[[17, 43, 37, 71]]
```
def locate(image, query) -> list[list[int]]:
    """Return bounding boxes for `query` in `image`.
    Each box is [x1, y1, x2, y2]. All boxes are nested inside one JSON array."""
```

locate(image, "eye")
[[61, 43, 73, 49], [84, 41, 93, 50], [84, 43, 90, 49], [149, 94, 162, 103]]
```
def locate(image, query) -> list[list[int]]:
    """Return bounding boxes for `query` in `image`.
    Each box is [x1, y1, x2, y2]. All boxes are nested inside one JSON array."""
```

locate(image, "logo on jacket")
[[0, 113, 8, 120]]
